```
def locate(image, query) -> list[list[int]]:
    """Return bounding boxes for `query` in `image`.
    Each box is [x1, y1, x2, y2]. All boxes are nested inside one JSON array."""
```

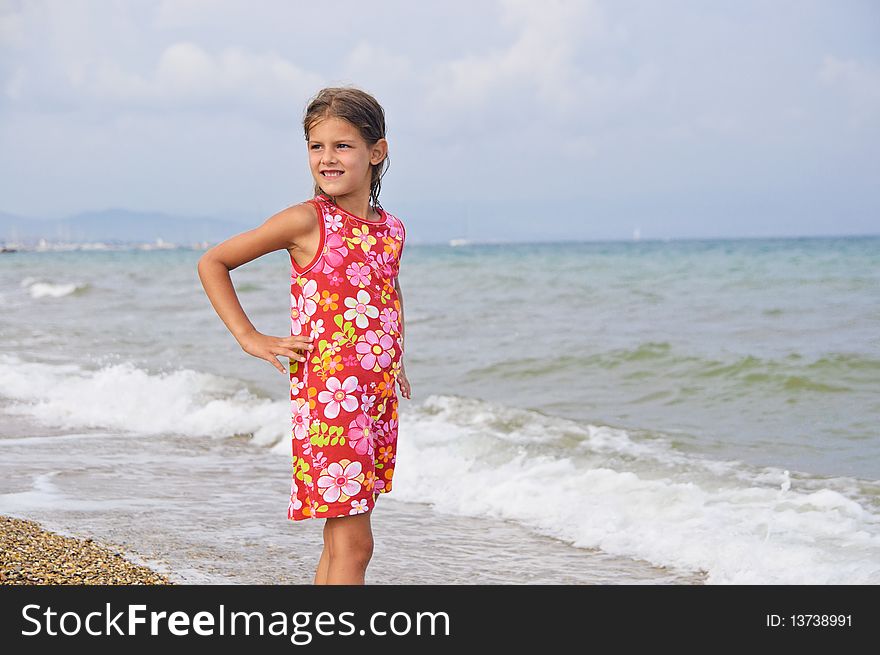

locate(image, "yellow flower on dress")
[[320, 290, 339, 310], [350, 225, 377, 253]]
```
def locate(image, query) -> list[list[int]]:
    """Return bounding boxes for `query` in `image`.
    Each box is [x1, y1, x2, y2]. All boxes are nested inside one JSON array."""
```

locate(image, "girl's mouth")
[[321, 171, 344, 178]]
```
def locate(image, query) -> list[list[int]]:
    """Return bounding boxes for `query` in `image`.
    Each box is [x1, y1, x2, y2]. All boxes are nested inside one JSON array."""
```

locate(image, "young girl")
[[198, 86, 411, 585]]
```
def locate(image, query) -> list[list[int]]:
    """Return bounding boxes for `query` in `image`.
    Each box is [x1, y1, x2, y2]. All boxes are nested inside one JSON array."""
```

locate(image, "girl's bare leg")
[[324, 511, 374, 585], [314, 521, 332, 585]]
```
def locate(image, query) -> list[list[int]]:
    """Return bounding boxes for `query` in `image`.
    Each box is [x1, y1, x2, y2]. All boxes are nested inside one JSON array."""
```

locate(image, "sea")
[[1, 234, 878, 584]]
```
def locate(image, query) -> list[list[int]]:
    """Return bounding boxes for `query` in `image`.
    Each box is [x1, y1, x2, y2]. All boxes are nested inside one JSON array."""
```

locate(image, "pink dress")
[[287, 193, 407, 521]]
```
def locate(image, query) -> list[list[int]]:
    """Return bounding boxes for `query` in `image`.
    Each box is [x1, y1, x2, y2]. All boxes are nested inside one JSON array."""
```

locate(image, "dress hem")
[[287, 486, 393, 522]]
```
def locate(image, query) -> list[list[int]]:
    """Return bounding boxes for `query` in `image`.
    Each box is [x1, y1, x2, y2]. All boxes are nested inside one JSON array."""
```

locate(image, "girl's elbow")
[[197, 250, 214, 271], [198, 249, 223, 275]]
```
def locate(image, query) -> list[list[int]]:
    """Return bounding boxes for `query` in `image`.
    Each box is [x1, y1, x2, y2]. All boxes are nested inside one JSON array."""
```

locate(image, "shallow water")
[[0, 415, 701, 584]]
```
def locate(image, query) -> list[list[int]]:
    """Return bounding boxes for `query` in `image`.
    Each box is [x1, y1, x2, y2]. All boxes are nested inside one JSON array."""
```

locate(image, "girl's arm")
[[394, 275, 411, 399], [197, 203, 317, 374]]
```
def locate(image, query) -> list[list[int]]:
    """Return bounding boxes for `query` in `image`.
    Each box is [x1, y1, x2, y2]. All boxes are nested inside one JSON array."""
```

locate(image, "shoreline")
[[0, 426, 709, 585], [0, 514, 173, 585]]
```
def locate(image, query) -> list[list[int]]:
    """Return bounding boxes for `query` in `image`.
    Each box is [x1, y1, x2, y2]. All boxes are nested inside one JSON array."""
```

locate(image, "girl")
[[198, 86, 411, 585]]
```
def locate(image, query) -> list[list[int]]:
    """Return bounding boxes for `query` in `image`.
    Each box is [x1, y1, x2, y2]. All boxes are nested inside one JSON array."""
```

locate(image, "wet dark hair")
[[303, 86, 390, 209]]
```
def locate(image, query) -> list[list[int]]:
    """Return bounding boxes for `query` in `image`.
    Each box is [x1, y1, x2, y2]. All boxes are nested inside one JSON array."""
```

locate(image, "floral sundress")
[[287, 193, 406, 521]]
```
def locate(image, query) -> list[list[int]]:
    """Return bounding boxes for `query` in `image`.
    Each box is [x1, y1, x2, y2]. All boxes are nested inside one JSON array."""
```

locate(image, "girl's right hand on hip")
[[238, 331, 315, 375]]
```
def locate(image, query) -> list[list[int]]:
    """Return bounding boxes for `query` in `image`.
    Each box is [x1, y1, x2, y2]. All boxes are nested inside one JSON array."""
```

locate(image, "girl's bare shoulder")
[[266, 200, 321, 242], [281, 199, 320, 225]]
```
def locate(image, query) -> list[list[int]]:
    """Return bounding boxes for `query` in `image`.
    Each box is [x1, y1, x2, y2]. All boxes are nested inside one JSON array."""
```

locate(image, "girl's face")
[[307, 116, 386, 199]]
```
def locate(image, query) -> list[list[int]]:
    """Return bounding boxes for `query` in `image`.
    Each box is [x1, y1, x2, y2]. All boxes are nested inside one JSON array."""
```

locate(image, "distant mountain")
[[0, 208, 254, 245]]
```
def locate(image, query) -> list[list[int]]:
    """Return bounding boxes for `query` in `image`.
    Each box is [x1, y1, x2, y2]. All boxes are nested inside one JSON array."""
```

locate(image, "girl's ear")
[[371, 138, 389, 165]]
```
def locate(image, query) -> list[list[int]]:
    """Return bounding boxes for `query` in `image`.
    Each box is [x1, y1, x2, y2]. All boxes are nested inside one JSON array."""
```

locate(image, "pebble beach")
[[0, 514, 171, 585]]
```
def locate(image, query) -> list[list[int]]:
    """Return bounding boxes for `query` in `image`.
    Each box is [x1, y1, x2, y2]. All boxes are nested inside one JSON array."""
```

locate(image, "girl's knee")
[[332, 530, 374, 557], [325, 515, 374, 561]]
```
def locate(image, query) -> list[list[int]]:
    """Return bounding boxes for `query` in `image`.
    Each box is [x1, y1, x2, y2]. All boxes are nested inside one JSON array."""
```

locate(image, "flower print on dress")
[[326, 212, 344, 232], [348, 224, 377, 253], [292, 400, 310, 440], [310, 318, 326, 339], [321, 231, 348, 272], [317, 459, 364, 503], [356, 330, 394, 372], [379, 307, 399, 335], [359, 391, 376, 415], [349, 499, 369, 514], [317, 374, 359, 419], [291, 278, 318, 335], [377, 416, 398, 447], [344, 289, 379, 329], [312, 450, 328, 471], [346, 261, 372, 288], [371, 250, 396, 278], [289, 478, 302, 513], [347, 413, 375, 457]]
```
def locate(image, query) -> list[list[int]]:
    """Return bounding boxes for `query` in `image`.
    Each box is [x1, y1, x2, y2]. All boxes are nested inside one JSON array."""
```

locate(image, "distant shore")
[[0, 237, 207, 252], [0, 514, 173, 585]]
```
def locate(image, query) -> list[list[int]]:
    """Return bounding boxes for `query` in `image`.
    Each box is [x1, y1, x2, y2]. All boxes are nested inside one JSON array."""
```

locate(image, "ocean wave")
[[0, 353, 285, 445], [2, 352, 877, 583], [20, 277, 90, 298], [464, 343, 877, 395], [389, 393, 880, 584]]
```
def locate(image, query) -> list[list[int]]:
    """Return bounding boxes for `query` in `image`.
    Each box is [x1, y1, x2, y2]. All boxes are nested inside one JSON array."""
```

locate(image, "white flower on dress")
[[343, 289, 379, 329], [310, 318, 325, 339], [317, 460, 363, 503], [349, 499, 369, 514], [288, 479, 302, 512], [317, 375, 359, 419], [291, 279, 318, 335], [326, 213, 344, 232], [291, 400, 310, 440]]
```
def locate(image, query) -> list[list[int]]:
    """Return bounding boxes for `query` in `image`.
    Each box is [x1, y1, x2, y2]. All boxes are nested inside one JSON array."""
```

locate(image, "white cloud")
[[424, 0, 597, 114], [71, 42, 323, 124], [419, 0, 651, 131]]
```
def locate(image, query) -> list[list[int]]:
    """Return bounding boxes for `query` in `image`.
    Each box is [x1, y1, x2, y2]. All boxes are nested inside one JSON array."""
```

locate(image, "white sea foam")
[[1, 353, 877, 584], [0, 354, 286, 445], [390, 394, 880, 584], [20, 276, 86, 298]]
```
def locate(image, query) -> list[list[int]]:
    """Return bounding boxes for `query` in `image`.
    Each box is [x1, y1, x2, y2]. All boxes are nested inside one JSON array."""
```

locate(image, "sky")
[[0, 0, 878, 243]]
